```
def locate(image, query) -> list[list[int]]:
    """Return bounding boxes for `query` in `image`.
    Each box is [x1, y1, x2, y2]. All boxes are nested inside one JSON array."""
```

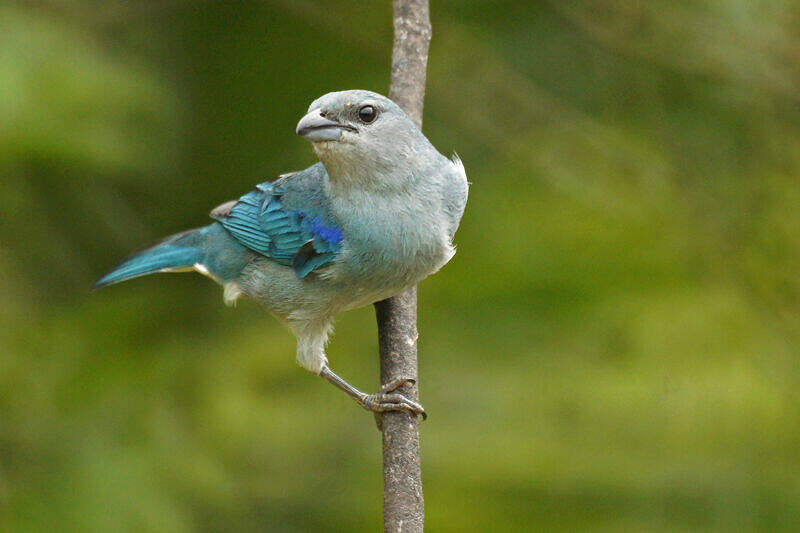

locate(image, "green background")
[[2, 1, 799, 530]]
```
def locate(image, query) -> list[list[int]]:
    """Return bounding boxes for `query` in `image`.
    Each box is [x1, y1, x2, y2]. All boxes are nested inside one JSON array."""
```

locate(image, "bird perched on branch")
[[95, 90, 468, 417]]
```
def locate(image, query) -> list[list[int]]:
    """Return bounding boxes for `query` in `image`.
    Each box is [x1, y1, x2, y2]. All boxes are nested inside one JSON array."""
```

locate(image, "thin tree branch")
[[375, 1, 431, 531], [388, 0, 432, 128]]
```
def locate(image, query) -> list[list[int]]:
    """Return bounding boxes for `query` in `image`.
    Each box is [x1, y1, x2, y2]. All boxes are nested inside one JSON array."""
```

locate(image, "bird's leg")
[[319, 365, 426, 420]]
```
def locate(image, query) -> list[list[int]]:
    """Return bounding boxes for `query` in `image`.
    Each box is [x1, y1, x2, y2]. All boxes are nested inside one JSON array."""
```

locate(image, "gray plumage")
[[96, 90, 468, 415]]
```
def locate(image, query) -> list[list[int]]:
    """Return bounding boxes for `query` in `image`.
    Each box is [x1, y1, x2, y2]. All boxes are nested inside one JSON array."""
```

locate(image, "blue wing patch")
[[211, 175, 342, 278]]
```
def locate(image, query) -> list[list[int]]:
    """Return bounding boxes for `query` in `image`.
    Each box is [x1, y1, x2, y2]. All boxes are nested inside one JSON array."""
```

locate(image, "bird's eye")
[[358, 105, 377, 124]]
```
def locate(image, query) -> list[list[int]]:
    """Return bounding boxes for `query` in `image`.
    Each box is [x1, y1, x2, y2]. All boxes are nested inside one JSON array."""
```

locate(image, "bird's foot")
[[318, 366, 425, 431], [359, 377, 426, 420]]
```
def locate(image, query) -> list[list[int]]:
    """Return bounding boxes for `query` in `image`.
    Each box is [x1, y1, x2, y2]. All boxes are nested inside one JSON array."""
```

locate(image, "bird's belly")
[[239, 223, 454, 318], [335, 285, 403, 312], [328, 231, 455, 307]]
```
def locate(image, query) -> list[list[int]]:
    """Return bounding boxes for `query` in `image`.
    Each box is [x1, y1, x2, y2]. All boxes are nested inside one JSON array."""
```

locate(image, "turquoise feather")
[[213, 165, 343, 278]]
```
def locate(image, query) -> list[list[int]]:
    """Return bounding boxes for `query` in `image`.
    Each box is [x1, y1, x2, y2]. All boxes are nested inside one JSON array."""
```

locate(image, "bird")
[[95, 89, 468, 417]]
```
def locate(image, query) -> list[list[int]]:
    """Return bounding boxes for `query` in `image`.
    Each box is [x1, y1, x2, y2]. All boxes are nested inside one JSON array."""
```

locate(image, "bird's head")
[[296, 90, 430, 181]]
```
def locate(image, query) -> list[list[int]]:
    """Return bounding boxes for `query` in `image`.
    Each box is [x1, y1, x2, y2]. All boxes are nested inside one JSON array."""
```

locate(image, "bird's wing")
[[210, 164, 343, 278]]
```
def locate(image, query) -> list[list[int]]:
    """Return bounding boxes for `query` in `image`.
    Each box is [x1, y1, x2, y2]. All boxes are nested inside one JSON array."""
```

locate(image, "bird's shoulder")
[[209, 163, 343, 278]]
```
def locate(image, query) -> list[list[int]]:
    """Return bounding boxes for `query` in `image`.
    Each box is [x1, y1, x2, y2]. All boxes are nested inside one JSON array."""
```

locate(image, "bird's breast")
[[332, 195, 452, 289]]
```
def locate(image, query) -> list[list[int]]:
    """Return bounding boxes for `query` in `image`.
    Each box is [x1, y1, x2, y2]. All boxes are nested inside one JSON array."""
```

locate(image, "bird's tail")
[[94, 228, 207, 289]]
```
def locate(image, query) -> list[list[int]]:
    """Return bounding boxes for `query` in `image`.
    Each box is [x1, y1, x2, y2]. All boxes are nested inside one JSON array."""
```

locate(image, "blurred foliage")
[[1, 0, 800, 531]]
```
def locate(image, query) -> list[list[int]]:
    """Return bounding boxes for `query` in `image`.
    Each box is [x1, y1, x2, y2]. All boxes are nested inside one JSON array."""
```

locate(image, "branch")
[[389, 0, 432, 129], [375, 1, 431, 532]]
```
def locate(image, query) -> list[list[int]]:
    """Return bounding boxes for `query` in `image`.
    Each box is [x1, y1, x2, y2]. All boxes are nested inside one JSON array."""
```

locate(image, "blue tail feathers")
[[94, 222, 253, 289], [94, 229, 206, 289]]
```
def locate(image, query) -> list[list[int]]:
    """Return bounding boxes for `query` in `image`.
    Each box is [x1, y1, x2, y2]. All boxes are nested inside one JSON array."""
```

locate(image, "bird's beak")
[[295, 109, 355, 142]]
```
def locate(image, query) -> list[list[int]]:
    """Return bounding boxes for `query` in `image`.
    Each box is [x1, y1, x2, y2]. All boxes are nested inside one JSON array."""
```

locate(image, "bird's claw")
[[380, 377, 415, 395], [359, 377, 427, 421], [361, 392, 427, 418], [318, 367, 426, 431]]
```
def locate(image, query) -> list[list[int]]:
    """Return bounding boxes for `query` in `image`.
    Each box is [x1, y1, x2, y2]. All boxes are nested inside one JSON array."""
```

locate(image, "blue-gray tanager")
[[96, 90, 468, 417]]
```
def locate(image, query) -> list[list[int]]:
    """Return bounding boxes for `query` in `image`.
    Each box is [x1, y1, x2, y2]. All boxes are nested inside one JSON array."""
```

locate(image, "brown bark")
[[375, 1, 431, 531]]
